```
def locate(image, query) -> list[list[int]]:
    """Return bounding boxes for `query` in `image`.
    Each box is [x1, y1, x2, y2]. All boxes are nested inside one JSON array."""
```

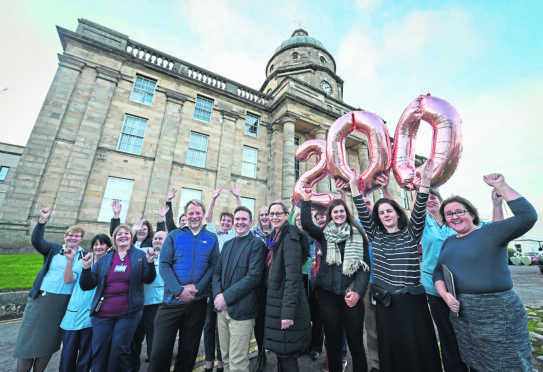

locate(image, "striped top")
[[354, 193, 428, 292]]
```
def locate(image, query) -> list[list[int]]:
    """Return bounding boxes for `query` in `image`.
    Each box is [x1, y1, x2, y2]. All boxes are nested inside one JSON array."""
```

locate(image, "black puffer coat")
[[263, 224, 311, 355]]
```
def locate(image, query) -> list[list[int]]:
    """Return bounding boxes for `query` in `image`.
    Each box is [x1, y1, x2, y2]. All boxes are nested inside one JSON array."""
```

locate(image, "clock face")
[[320, 81, 333, 95]]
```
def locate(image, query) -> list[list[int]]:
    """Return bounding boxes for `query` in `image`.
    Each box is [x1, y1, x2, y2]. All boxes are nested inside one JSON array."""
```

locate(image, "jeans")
[[91, 310, 143, 372], [427, 294, 469, 372], [59, 328, 93, 372], [204, 298, 222, 362], [129, 303, 160, 371], [148, 299, 207, 372], [319, 289, 367, 372]]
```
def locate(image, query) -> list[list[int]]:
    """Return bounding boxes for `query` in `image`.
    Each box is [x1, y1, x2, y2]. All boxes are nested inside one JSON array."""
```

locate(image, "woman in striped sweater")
[[349, 160, 441, 372]]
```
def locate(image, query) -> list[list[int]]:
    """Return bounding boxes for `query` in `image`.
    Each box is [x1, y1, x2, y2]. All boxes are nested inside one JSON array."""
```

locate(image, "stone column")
[[281, 115, 296, 200], [0, 55, 84, 223], [216, 110, 239, 187], [268, 123, 283, 201], [315, 126, 329, 193], [143, 90, 186, 216], [52, 66, 120, 225]]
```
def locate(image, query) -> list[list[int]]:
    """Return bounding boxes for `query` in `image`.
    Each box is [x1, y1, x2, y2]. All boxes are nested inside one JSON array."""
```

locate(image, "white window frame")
[[0, 166, 9, 181], [178, 188, 203, 219], [117, 115, 148, 155], [242, 146, 258, 178], [130, 75, 156, 105], [194, 95, 214, 123], [187, 132, 209, 168], [98, 177, 135, 222], [240, 197, 256, 218], [245, 112, 260, 138]]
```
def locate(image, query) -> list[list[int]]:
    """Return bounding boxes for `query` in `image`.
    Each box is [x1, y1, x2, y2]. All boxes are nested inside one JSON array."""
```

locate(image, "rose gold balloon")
[[392, 94, 462, 190], [326, 111, 392, 195], [293, 139, 335, 211]]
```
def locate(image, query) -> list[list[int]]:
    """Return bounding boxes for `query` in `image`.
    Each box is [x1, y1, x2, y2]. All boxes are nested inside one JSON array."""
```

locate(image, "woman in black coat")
[[263, 200, 311, 371]]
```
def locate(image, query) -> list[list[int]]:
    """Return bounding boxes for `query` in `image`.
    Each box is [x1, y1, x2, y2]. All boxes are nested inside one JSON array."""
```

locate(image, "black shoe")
[[309, 351, 320, 361], [254, 351, 267, 372]]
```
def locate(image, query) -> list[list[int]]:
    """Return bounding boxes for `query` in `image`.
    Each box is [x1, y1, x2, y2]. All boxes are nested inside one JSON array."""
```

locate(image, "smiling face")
[[115, 227, 132, 250], [331, 204, 347, 225], [152, 231, 166, 252], [186, 203, 204, 232], [234, 210, 252, 236], [259, 208, 270, 227], [444, 201, 476, 236], [64, 231, 83, 250], [315, 213, 327, 229], [295, 215, 302, 229], [179, 215, 188, 227], [220, 215, 233, 233], [426, 193, 441, 214], [269, 204, 288, 229], [378, 202, 399, 232], [93, 240, 108, 259], [136, 224, 149, 241]]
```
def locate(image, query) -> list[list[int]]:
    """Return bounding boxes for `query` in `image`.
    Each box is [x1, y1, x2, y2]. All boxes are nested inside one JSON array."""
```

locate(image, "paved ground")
[[1, 265, 541, 372]]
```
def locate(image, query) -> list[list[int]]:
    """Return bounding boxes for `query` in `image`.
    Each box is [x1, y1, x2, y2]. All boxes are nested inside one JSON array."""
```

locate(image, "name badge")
[[114, 265, 127, 273]]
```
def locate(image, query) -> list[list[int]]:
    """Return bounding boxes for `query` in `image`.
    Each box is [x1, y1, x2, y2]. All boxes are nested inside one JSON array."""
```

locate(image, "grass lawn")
[[0, 255, 43, 291]]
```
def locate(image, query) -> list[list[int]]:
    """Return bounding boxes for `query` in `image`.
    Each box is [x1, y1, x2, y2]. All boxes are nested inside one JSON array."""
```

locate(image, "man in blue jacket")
[[213, 206, 266, 372], [149, 199, 220, 372]]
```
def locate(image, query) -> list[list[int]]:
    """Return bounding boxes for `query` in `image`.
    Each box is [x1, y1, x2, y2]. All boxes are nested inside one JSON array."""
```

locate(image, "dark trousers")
[[91, 310, 143, 372], [308, 281, 324, 353], [148, 300, 207, 372], [427, 294, 468, 372], [203, 298, 222, 362], [254, 285, 267, 351], [59, 328, 93, 372], [319, 289, 367, 372], [129, 303, 160, 371]]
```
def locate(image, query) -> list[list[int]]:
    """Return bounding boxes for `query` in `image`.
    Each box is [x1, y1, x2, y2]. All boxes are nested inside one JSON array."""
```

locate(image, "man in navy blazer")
[[213, 206, 266, 372]]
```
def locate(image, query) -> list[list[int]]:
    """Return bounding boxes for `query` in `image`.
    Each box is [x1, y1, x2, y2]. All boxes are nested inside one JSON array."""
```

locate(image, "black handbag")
[[370, 284, 391, 307]]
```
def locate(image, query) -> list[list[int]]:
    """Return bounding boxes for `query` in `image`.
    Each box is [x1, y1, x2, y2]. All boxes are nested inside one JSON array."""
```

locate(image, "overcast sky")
[[1, 0, 542, 240]]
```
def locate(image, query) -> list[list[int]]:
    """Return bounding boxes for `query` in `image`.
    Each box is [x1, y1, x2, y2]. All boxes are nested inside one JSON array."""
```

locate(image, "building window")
[[194, 95, 214, 123], [178, 188, 202, 219], [294, 136, 301, 180], [269, 64, 274, 73], [117, 115, 147, 155], [241, 197, 255, 217], [292, 52, 299, 60], [0, 166, 9, 181], [242, 146, 258, 178], [320, 55, 327, 64], [401, 189, 409, 209], [187, 132, 209, 168], [245, 113, 259, 137], [130, 75, 156, 105], [98, 177, 134, 222]]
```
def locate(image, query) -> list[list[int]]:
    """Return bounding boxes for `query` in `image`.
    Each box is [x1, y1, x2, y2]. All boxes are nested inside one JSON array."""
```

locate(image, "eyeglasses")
[[269, 212, 286, 217], [444, 209, 467, 218]]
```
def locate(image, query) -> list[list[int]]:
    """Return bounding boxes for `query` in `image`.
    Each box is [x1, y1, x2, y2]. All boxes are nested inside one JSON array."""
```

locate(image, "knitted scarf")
[[323, 222, 369, 276]]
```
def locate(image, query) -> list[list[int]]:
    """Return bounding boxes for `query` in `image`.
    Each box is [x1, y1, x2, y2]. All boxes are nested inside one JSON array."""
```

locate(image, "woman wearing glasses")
[[433, 174, 537, 371], [13, 207, 87, 372], [263, 200, 311, 371]]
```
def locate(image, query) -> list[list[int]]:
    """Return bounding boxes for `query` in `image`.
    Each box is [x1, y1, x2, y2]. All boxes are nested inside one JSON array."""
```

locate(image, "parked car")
[[523, 252, 539, 265]]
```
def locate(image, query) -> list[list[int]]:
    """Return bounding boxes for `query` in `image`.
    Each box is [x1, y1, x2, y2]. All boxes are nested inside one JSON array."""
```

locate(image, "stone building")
[[0, 19, 416, 246]]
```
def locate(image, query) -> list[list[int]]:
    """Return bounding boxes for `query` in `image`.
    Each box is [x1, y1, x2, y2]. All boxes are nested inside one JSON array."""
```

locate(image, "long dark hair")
[[372, 198, 409, 231], [440, 195, 480, 226], [326, 199, 368, 244]]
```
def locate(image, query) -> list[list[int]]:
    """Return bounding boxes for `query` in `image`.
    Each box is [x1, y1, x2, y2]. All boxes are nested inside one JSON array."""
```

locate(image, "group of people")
[[13, 164, 538, 372]]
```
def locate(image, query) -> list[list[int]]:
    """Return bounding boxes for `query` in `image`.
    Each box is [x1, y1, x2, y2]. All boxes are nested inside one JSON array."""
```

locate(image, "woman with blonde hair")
[[80, 223, 156, 372]]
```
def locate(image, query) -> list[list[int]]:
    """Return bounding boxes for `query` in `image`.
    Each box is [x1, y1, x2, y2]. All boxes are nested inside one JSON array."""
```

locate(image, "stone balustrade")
[[126, 44, 175, 70]]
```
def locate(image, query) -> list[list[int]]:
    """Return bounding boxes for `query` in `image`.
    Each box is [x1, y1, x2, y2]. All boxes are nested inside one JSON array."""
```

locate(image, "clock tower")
[[261, 29, 344, 101]]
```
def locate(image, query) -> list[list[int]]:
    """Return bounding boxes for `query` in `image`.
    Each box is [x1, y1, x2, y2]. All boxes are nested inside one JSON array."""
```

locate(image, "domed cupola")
[[262, 29, 342, 100]]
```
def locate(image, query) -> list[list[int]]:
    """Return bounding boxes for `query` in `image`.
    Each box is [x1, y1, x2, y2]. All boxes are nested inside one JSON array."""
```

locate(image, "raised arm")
[[206, 186, 223, 224], [299, 188, 325, 242], [110, 200, 122, 236], [406, 160, 433, 242], [165, 188, 177, 232], [491, 187, 504, 222], [483, 173, 521, 202], [156, 205, 168, 232], [31, 207, 56, 255], [350, 171, 378, 240], [230, 185, 242, 207]]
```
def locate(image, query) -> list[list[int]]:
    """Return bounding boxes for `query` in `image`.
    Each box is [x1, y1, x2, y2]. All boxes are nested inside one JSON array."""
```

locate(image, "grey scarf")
[[323, 222, 369, 276]]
